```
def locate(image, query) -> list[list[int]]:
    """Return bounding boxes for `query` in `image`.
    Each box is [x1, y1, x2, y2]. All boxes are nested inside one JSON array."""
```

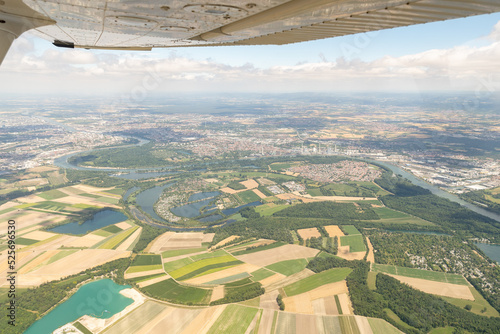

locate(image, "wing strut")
[[0, 0, 55, 65]]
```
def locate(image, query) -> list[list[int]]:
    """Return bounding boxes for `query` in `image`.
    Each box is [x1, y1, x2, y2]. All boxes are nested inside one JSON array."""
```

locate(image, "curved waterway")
[[370, 160, 500, 223], [54, 143, 499, 226], [24, 279, 133, 334]]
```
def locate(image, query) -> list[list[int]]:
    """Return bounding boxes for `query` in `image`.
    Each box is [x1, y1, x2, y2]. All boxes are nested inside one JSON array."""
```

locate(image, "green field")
[[372, 264, 468, 285], [95, 196, 120, 204], [163, 257, 194, 272], [207, 304, 259, 334], [265, 259, 308, 276], [367, 272, 377, 290], [384, 308, 417, 332], [191, 249, 228, 261], [237, 190, 261, 203], [47, 250, 78, 264], [128, 273, 166, 283], [306, 188, 323, 196], [206, 272, 251, 285], [92, 229, 113, 237], [269, 163, 293, 171], [132, 254, 162, 266], [367, 318, 403, 334], [33, 201, 71, 212], [340, 235, 366, 252], [250, 268, 275, 281], [231, 242, 286, 256], [141, 279, 211, 305], [102, 225, 123, 233], [339, 316, 361, 334], [126, 264, 163, 274], [16, 237, 39, 246], [161, 247, 207, 258], [225, 239, 259, 251], [168, 255, 242, 281], [370, 207, 434, 226], [441, 286, 499, 317], [98, 226, 138, 250], [255, 203, 289, 216], [276, 312, 296, 334], [38, 189, 67, 200], [341, 225, 361, 235], [283, 267, 352, 297]]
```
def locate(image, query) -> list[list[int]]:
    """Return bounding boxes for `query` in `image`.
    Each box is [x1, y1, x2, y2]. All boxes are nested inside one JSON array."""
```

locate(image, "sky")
[[1, 12, 500, 97]]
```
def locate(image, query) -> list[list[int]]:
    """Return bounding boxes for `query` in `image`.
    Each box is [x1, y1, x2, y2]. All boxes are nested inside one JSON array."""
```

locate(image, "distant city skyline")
[[1, 13, 500, 96]]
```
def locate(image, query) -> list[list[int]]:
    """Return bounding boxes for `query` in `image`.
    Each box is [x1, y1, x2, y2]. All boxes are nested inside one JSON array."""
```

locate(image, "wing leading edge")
[[1, 0, 500, 65]]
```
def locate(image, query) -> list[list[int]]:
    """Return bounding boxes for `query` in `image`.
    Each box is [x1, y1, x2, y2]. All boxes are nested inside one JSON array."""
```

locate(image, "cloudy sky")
[[2, 12, 500, 97]]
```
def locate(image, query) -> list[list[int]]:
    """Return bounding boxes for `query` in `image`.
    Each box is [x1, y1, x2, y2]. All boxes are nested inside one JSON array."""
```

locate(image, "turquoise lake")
[[24, 279, 133, 334], [48, 209, 127, 235]]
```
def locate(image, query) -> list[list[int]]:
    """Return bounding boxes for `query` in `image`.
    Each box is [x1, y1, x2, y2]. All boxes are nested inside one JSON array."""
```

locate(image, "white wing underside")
[[1, 0, 500, 57]]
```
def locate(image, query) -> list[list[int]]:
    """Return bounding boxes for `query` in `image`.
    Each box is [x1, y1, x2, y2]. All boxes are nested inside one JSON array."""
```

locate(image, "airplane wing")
[[2, 0, 500, 64]]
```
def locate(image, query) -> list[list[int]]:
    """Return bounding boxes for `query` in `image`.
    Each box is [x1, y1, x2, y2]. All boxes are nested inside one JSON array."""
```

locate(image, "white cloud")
[[2, 22, 500, 94]]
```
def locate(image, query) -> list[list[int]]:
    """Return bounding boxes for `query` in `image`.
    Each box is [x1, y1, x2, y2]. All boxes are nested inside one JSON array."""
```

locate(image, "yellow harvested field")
[[336, 246, 365, 261], [355, 316, 374, 334], [324, 225, 345, 238], [229, 239, 273, 253], [148, 231, 176, 253], [252, 188, 267, 199], [66, 233, 106, 248], [131, 306, 175, 334], [283, 281, 348, 315], [15, 194, 46, 203], [235, 244, 319, 267], [338, 293, 352, 315], [259, 273, 288, 288], [124, 269, 166, 280], [115, 221, 132, 230], [22, 234, 75, 252], [144, 307, 203, 334], [257, 178, 275, 186], [284, 292, 315, 314], [20, 249, 130, 286], [0, 251, 37, 284], [72, 184, 115, 193], [264, 269, 315, 292], [204, 178, 219, 183], [185, 263, 260, 285], [389, 275, 475, 300], [22, 230, 58, 241], [180, 306, 224, 334], [150, 232, 215, 253], [312, 296, 338, 315], [138, 275, 170, 288], [1, 211, 58, 234], [56, 195, 119, 208], [220, 187, 237, 194], [366, 237, 375, 263], [297, 228, 321, 240], [260, 290, 279, 310], [258, 309, 275, 334], [296, 314, 317, 333], [309, 281, 348, 300], [210, 286, 225, 303], [0, 201, 19, 211], [241, 179, 259, 189], [28, 166, 57, 172], [214, 235, 239, 248], [18, 250, 59, 274], [116, 227, 142, 251]]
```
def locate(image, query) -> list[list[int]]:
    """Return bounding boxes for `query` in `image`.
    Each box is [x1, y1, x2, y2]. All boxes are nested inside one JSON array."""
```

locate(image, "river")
[[370, 160, 500, 223]]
